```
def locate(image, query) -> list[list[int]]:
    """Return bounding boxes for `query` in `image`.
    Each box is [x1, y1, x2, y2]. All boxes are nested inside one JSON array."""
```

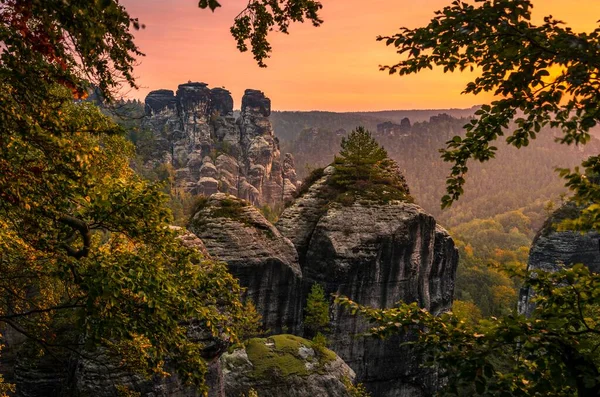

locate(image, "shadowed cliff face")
[[188, 193, 303, 335], [143, 84, 298, 206], [276, 167, 458, 397], [519, 202, 600, 316]]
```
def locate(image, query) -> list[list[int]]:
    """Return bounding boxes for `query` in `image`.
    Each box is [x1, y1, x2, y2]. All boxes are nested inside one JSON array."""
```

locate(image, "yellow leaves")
[[464, 243, 474, 257]]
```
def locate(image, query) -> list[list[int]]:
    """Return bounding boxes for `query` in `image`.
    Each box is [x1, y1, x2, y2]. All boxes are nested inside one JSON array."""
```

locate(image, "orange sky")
[[121, 0, 600, 111]]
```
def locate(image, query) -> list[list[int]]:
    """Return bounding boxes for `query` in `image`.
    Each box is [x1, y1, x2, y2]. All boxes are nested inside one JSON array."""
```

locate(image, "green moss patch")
[[293, 164, 413, 207], [211, 197, 248, 219], [245, 334, 336, 380], [189, 195, 250, 229], [246, 335, 309, 379]]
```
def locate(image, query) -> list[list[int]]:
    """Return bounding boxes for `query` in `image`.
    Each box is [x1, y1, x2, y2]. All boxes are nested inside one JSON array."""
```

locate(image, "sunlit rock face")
[[519, 202, 600, 316], [143, 83, 298, 206], [276, 169, 459, 397]]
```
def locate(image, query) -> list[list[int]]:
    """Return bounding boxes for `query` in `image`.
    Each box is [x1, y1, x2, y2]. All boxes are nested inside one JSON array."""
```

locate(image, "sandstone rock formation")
[[376, 119, 411, 136], [186, 165, 458, 396], [188, 193, 303, 334], [6, 144, 457, 396], [277, 167, 458, 397], [219, 334, 355, 397], [143, 83, 298, 206], [519, 202, 600, 316]]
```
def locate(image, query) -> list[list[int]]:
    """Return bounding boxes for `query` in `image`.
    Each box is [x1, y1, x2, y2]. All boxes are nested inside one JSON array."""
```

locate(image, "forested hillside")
[[275, 112, 600, 318], [271, 107, 478, 143], [280, 113, 600, 230]]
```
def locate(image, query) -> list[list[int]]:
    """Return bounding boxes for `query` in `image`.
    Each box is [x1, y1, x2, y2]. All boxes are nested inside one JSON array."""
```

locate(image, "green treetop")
[[335, 126, 389, 181], [304, 283, 330, 339], [330, 127, 411, 204]]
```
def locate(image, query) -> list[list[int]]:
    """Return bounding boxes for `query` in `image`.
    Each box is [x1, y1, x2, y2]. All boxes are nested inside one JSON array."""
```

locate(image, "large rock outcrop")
[[276, 167, 458, 397], [143, 83, 298, 206], [519, 202, 600, 316], [188, 193, 303, 334], [186, 165, 458, 396]]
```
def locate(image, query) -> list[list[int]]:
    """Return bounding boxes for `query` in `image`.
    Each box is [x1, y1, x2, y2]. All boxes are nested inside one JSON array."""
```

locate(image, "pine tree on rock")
[[330, 127, 411, 204], [334, 126, 388, 182]]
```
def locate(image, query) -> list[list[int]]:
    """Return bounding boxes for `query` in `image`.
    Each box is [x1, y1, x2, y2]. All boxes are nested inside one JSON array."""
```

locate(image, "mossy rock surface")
[[190, 194, 249, 226], [219, 334, 355, 397], [294, 163, 413, 208], [245, 334, 336, 380]]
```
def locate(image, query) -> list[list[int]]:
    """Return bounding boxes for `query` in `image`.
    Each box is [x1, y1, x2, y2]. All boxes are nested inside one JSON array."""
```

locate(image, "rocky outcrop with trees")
[[143, 83, 299, 206], [519, 202, 600, 316], [187, 128, 458, 396]]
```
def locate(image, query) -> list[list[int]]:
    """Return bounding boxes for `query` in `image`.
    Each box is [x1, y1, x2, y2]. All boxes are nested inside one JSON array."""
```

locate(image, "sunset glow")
[[122, 0, 600, 111]]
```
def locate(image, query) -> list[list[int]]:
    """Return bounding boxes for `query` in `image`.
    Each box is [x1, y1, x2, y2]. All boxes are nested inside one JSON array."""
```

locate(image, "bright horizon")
[[122, 0, 600, 111]]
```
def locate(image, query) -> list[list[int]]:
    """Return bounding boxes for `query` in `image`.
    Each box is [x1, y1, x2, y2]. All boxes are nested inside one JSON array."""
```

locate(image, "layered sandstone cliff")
[[143, 83, 298, 206], [188, 193, 303, 334], [188, 165, 458, 396], [277, 166, 458, 397]]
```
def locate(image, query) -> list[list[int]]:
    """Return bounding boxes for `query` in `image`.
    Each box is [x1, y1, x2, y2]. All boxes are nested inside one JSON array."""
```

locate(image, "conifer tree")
[[304, 283, 330, 339], [334, 126, 388, 182]]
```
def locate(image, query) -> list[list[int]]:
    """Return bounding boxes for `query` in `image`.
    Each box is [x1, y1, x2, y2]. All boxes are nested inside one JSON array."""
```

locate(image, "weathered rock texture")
[[188, 193, 303, 334], [144, 83, 298, 206], [519, 202, 600, 316], [219, 334, 354, 397], [187, 168, 458, 396], [276, 167, 458, 397]]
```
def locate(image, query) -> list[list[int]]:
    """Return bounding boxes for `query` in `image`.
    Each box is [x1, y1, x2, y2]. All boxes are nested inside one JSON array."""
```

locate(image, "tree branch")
[[58, 214, 91, 260]]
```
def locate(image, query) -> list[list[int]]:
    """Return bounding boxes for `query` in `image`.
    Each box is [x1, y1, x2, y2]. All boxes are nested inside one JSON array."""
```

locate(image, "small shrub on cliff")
[[304, 284, 330, 339], [212, 197, 248, 219], [243, 389, 259, 397], [342, 377, 372, 397], [259, 203, 284, 223], [189, 196, 250, 230], [238, 299, 265, 341], [116, 385, 141, 397]]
